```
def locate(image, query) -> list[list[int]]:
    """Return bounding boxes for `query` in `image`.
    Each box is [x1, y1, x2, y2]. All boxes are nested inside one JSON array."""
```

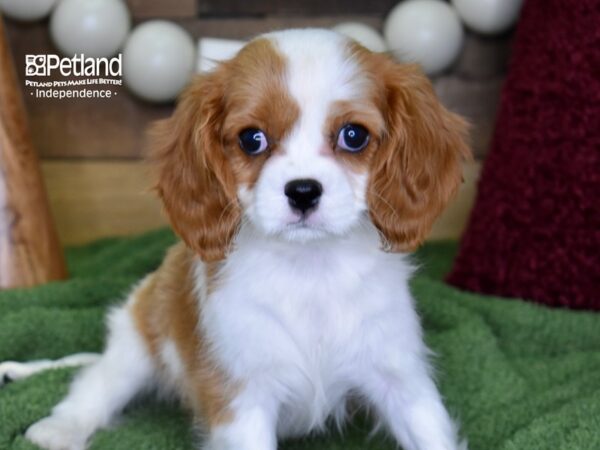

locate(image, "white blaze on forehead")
[[267, 29, 365, 103], [265, 29, 369, 159]]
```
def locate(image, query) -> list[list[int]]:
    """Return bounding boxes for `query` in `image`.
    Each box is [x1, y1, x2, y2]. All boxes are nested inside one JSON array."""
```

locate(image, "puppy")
[[4, 29, 470, 450]]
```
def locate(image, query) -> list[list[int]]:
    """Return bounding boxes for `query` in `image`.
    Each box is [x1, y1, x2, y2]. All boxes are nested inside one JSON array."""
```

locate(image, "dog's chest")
[[202, 242, 403, 377], [224, 246, 381, 343], [198, 240, 413, 433]]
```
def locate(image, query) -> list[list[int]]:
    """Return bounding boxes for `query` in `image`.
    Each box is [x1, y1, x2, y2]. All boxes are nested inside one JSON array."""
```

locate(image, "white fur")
[[159, 339, 185, 385], [4, 29, 465, 450], [25, 287, 155, 450], [0, 354, 99, 386]]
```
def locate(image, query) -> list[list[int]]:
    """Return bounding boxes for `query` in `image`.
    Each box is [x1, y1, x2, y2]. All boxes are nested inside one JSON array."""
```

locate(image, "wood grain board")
[[0, 16, 67, 288], [42, 160, 168, 245], [125, 0, 198, 18], [197, 0, 399, 16], [42, 159, 480, 246]]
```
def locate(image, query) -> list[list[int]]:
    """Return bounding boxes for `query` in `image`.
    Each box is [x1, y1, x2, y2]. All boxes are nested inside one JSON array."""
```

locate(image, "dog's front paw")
[[25, 416, 88, 450]]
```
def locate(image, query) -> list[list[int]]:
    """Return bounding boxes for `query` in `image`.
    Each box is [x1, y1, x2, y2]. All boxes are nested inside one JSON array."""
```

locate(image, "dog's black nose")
[[285, 179, 323, 214]]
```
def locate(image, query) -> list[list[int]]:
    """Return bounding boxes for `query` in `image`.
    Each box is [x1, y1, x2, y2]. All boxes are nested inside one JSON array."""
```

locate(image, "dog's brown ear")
[[151, 73, 241, 262], [367, 62, 471, 252]]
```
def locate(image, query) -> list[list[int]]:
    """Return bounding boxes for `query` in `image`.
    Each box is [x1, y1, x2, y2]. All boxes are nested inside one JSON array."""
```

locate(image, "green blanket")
[[1, 229, 599, 450]]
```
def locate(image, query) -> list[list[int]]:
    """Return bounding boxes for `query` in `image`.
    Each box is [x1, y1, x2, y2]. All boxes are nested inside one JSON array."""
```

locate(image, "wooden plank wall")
[[3, 0, 511, 244]]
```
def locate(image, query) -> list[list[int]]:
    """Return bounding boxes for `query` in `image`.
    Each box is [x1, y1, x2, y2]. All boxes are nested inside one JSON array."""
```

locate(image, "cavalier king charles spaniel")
[[3, 29, 471, 450]]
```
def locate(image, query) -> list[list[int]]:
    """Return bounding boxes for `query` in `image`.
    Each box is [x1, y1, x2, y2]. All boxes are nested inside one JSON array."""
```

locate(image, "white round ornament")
[[452, 0, 523, 35], [50, 0, 131, 57], [123, 20, 196, 103], [332, 22, 387, 52], [384, 0, 464, 75], [0, 0, 57, 22]]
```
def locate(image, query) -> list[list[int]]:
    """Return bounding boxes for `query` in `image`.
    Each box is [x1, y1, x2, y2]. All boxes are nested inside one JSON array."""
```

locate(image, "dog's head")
[[152, 29, 470, 262]]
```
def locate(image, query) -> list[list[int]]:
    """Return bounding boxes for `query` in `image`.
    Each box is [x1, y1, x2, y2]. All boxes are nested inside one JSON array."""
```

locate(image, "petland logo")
[[26, 54, 122, 77], [24, 53, 123, 99]]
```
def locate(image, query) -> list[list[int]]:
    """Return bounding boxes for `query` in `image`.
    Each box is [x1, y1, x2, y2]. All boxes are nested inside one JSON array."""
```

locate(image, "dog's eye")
[[337, 124, 369, 152], [239, 128, 269, 155]]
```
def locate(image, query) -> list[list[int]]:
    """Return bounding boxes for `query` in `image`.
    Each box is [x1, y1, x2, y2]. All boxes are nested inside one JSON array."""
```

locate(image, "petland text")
[[25, 54, 122, 77]]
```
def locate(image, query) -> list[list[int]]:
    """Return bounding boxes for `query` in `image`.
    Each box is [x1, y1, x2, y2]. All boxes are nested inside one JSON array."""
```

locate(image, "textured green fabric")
[[1, 229, 599, 450]]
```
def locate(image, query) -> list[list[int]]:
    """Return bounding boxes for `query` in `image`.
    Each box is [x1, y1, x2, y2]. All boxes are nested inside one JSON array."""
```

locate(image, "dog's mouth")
[[285, 213, 322, 230], [277, 215, 332, 242]]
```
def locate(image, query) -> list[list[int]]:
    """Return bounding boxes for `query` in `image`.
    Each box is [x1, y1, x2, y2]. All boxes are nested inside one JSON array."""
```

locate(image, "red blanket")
[[447, 0, 600, 309]]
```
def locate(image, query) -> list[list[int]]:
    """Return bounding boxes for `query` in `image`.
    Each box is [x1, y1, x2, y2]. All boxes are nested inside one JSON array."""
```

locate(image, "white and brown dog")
[[1, 29, 470, 450]]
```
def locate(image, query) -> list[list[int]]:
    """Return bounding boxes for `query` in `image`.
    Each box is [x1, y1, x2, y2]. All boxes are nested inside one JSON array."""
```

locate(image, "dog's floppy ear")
[[367, 62, 471, 252], [151, 73, 241, 262]]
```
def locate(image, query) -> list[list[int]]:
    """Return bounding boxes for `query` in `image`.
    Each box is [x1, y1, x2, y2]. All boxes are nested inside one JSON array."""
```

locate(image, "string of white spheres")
[[0, 0, 523, 103]]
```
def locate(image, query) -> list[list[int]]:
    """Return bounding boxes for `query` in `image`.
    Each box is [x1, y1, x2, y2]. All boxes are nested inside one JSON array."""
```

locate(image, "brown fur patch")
[[131, 243, 236, 427], [348, 42, 472, 252], [151, 76, 240, 263], [151, 38, 299, 262]]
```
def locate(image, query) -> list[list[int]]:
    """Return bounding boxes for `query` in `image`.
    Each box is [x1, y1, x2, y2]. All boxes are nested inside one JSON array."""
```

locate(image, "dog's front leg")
[[360, 352, 466, 450], [202, 381, 278, 450]]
